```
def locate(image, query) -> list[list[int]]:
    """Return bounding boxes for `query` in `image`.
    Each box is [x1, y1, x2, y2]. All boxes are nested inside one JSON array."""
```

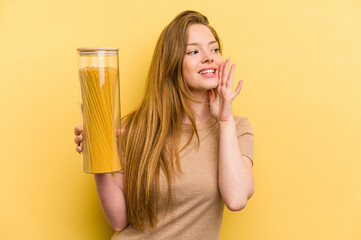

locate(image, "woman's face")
[[182, 24, 223, 94]]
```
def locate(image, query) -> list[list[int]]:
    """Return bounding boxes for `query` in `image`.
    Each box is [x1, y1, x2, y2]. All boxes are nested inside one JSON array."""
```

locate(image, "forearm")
[[218, 118, 255, 211], [94, 173, 128, 231]]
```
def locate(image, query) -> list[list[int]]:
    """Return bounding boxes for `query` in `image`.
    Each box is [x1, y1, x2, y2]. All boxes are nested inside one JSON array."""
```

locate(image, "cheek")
[[182, 67, 197, 88], [182, 59, 196, 78], [182, 64, 189, 77]]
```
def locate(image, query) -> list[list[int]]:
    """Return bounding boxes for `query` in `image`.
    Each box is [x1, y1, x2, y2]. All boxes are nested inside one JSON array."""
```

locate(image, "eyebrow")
[[186, 40, 218, 46]]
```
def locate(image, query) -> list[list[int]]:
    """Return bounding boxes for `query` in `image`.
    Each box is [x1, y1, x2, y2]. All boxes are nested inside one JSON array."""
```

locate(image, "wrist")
[[218, 117, 235, 127]]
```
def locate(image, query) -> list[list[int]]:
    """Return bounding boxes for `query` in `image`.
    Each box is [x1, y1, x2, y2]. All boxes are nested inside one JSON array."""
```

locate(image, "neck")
[[182, 91, 212, 124]]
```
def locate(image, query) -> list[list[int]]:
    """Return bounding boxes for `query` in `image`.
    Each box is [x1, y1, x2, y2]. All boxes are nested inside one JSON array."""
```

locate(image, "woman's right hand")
[[74, 126, 83, 153]]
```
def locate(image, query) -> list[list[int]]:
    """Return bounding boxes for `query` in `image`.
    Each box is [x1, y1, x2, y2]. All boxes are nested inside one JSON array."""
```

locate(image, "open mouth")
[[199, 69, 216, 75]]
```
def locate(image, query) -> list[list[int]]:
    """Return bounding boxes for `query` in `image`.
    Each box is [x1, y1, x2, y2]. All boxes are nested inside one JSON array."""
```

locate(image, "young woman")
[[74, 10, 255, 240]]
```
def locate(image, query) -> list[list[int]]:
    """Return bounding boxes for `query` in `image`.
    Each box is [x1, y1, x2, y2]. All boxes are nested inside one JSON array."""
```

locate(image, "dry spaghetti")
[[79, 67, 121, 173]]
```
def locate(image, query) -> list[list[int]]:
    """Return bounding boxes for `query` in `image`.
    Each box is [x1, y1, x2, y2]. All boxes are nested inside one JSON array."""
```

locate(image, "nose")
[[201, 52, 213, 63]]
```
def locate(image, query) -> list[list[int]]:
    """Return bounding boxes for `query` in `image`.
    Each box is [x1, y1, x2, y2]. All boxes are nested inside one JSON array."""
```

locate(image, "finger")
[[74, 126, 82, 135], [226, 64, 236, 89], [231, 80, 243, 99], [74, 135, 83, 145], [76, 145, 83, 153], [116, 129, 125, 137], [218, 62, 223, 86], [222, 58, 230, 86], [208, 89, 215, 103]]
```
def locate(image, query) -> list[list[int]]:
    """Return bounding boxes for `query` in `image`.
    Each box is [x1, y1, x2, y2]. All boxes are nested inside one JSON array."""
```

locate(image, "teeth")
[[199, 69, 215, 74]]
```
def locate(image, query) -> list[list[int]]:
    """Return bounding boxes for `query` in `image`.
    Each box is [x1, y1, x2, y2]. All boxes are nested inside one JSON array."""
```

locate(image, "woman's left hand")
[[209, 58, 243, 122]]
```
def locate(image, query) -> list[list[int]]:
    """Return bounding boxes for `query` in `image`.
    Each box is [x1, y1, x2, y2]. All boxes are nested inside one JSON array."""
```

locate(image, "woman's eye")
[[212, 48, 220, 53], [187, 50, 198, 55]]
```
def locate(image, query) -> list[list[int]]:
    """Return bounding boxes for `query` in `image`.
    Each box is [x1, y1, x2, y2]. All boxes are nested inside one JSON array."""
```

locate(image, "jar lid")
[[77, 47, 119, 52], [77, 47, 119, 55]]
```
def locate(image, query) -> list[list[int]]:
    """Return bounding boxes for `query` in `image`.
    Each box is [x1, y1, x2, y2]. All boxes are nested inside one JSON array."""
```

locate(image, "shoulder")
[[232, 115, 253, 133], [233, 115, 250, 124], [232, 115, 255, 165]]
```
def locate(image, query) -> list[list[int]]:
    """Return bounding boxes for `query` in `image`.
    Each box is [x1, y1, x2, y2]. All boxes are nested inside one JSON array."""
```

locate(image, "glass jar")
[[77, 47, 121, 173]]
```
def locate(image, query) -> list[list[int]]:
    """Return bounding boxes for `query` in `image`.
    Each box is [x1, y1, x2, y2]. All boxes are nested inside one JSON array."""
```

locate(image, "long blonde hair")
[[121, 10, 222, 231]]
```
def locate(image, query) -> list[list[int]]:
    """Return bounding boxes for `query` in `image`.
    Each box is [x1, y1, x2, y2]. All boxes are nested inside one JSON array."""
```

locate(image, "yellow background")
[[0, 0, 360, 239]]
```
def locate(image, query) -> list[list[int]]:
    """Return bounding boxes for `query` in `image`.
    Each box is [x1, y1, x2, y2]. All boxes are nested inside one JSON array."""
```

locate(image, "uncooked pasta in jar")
[[79, 67, 121, 173]]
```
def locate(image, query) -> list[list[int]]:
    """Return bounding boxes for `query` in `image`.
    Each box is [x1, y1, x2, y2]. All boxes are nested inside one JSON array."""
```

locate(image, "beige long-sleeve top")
[[111, 115, 254, 240]]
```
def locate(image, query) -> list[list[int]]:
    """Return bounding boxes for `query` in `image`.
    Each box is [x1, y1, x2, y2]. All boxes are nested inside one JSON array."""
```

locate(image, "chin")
[[188, 77, 219, 92], [206, 79, 219, 89]]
